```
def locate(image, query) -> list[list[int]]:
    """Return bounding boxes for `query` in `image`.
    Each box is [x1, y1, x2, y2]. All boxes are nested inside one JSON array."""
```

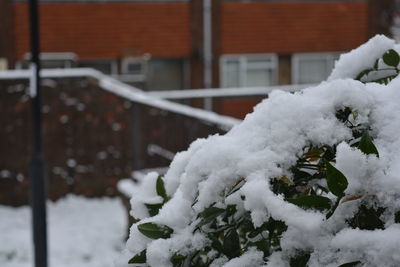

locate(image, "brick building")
[[0, 0, 395, 100], [0, 0, 396, 205]]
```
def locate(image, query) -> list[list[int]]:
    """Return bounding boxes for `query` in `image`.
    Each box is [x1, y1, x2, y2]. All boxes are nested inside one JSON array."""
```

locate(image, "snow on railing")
[[0, 68, 241, 130], [147, 84, 313, 99]]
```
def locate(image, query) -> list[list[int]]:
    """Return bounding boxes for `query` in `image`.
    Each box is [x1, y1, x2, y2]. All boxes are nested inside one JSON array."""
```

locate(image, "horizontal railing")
[[147, 84, 312, 99], [0, 68, 241, 131]]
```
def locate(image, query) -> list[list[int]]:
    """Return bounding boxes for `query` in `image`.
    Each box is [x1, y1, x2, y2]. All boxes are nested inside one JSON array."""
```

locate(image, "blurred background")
[[0, 0, 399, 266]]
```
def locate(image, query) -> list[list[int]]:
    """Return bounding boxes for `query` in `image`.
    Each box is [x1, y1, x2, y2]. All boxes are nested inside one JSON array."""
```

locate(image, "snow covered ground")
[[0, 195, 127, 267]]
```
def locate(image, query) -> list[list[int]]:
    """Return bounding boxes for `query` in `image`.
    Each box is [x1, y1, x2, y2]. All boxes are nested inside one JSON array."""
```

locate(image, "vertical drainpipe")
[[203, 0, 213, 110]]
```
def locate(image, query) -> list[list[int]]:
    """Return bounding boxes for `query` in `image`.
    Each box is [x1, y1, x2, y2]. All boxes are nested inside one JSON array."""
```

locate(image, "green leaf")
[[247, 240, 270, 257], [355, 68, 372, 81], [358, 131, 379, 157], [156, 176, 167, 200], [170, 253, 187, 266], [373, 58, 379, 70], [145, 203, 163, 217], [347, 205, 385, 230], [326, 195, 342, 219], [223, 228, 241, 259], [197, 206, 225, 227], [382, 49, 400, 67], [137, 222, 173, 239], [207, 233, 224, 253], [226, 205, 237, 217], [338, 260, 361, 267], [287, 195, 331, 211], [289, 251, 310, 267], [325, 161, 348, 197], [128, 249, 146, 264], [395, 211, 400, 223]]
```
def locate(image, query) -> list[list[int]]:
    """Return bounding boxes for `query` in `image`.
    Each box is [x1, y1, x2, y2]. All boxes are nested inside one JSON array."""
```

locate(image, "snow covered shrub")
[[124, 35, 400, 267]]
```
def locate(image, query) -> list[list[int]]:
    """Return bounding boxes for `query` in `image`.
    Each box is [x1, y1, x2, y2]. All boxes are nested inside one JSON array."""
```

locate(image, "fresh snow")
[[0, 195, 127, 267], [125, 35, 400, 266], [147, 84, 310, 100]]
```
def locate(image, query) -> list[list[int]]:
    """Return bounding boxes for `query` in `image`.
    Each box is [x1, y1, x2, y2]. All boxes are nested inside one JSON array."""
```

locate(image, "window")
[[78, 60, 118, 75], [0, 58, 7, 70], [146, 58, 186, 91], [220, 54, 278, 88], [18, 52, 78, 69], [292, 53, 340, 84], [121, 56, 150, 76]]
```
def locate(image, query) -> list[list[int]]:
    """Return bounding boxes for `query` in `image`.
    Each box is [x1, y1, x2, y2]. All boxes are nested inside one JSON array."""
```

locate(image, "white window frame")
[[121, 57, 146, 76], [0, 58, 8, 70], [291, 52, 340, 84], [23, 52, 78, 68], [220, 54, 278, 88]]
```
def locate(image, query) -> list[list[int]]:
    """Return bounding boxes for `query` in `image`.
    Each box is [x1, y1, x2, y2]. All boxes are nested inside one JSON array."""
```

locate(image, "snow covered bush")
[[124, 35, 400, 267]]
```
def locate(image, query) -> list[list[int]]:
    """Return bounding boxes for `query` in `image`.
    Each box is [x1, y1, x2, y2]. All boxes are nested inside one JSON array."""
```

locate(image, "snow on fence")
[[147, 84, 311, 99], [0, 68, 241, 131]]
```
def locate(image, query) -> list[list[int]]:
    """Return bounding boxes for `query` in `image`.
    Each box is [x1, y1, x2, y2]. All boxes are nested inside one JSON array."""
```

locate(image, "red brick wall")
[[221, 1, 368, 54], [0, 0, 15, 66], [14, 2, 191, 60]]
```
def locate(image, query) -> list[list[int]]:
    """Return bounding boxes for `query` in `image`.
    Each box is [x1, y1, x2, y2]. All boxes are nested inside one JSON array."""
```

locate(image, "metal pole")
[[28, 0, 48, 266], [132, 103, 144, 171], [203, 0, 213, 110]]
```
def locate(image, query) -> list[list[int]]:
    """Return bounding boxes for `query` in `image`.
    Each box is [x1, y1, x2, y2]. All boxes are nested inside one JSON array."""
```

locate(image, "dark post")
[[132, 103, 144, 171], [29, 0, 48, 266]]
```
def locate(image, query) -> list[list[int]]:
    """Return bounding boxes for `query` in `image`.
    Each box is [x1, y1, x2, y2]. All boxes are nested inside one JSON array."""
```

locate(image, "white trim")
[[0, 58, 7, 70], [292, 52, 340, 84], [29, 63, 37, 97], [220, 53, 278, 88], [23, 52, 78, 61], [121, 57, 146, 75], [147, 84, 312, 99]]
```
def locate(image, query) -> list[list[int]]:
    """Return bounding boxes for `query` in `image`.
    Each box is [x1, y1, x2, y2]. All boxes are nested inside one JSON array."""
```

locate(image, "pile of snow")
[[0, 195, 127, 267], [124, 35, 400, 266]]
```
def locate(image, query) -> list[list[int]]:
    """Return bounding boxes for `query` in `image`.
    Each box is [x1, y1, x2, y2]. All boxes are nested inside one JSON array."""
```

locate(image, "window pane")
[[146, 59, 184, 91], [245, 68, 272, 87], [298, 59, 329, 84], [224, 60, 240, 87], [78, 61, 113, 74]]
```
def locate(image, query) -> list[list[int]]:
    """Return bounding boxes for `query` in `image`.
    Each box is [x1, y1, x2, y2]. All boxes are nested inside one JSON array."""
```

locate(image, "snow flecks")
[[126, 35, 400, 266]]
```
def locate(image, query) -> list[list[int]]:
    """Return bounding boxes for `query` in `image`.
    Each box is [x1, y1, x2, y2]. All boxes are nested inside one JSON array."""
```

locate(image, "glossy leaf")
[[325, 161, 348, 197], [128, 249, 146, 264], [287, 195, 331, 211], [223, 228, 241, 259], [347, 205, 385, 230], [338, 260, 361, 267], [395, 211, 400, 223], [373, 58, 379, 69], [382, 49, 400, 67], [197, 206, 225, 227], [170, 253, 187, 266], [156, 176, 167, 200], [289, 251, 310, 267], [207, 233, 224, 253], [137, 222, 173, 239], [145, 203, 163, 217], [358, 131, 379, 157], [355, 68, 372, 81]]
